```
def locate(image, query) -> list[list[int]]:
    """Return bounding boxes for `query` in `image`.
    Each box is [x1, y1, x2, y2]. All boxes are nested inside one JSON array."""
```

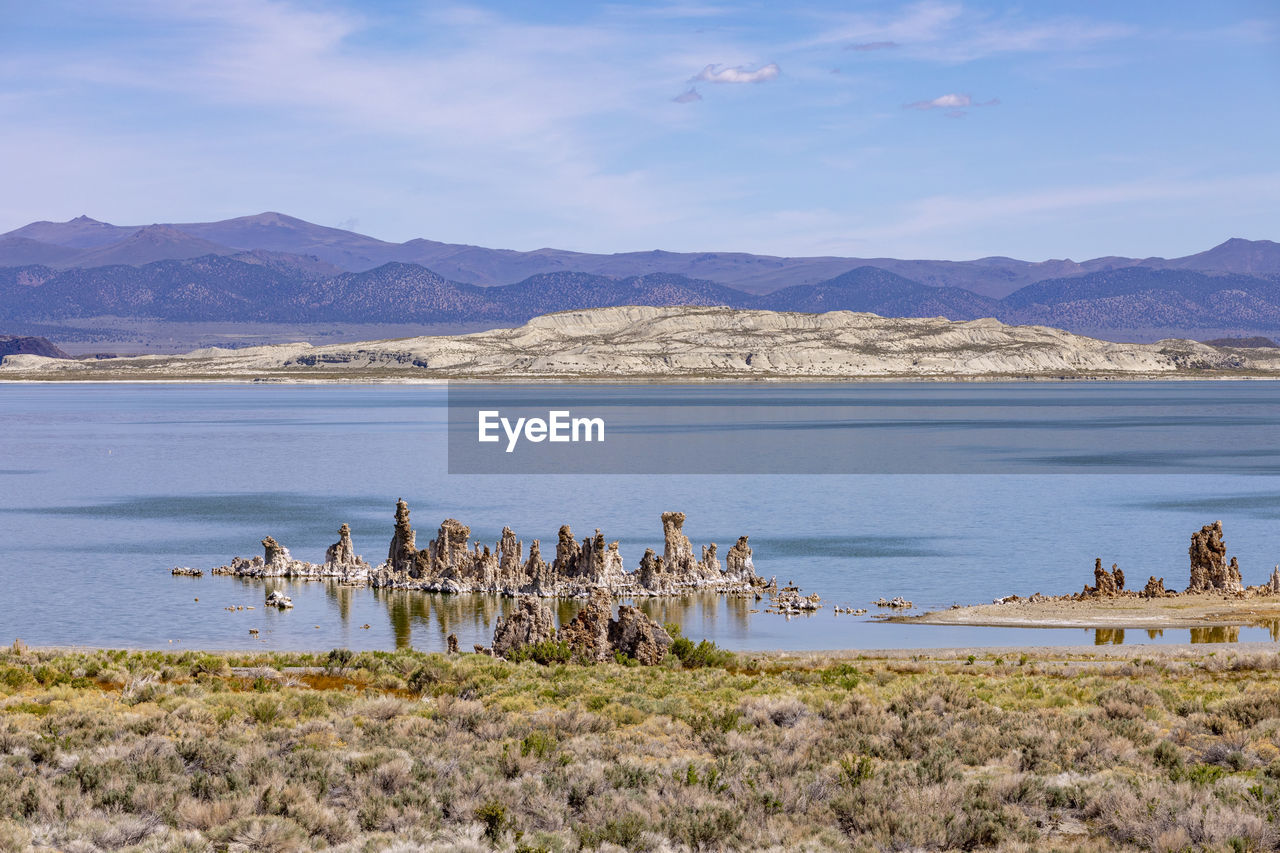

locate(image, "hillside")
[[8, 254, 1280, 345], [2, 213, 1274, 297], [4, 306, 1274, 381], [758, 266, 997, 319], [0, 335, 69, 359], [1002, 268, 1280, 330]]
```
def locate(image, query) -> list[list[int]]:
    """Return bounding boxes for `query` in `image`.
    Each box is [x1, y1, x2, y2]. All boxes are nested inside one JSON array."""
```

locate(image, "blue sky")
[[1, 0, 1277, 260]]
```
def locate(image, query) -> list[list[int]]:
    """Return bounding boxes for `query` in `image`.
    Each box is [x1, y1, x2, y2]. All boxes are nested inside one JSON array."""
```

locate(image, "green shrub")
[[839, 755, 875, 788], [508, 639, 572, 666], [325, 648, 354, 674], [672, 638, 735, 669], [474, 800, 510, 844], [0, 667, 32, 690], [408, 657, 451, 693], [248, 699, 281, 725], [520, 730, 557, 759], [1153, 740, 1182, 771], [578, 814, 647, 850]]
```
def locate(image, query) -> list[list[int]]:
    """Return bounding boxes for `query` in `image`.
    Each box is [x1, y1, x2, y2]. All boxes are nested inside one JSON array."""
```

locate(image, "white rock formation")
[[5, 307, 1276, 380]]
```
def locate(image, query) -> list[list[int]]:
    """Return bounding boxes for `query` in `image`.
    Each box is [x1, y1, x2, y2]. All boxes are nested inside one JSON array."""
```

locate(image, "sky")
[[0, 0, 1277, 260]]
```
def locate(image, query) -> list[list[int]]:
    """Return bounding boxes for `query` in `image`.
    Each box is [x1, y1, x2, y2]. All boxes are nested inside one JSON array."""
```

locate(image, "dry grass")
[[1, 645, 1279, 851]]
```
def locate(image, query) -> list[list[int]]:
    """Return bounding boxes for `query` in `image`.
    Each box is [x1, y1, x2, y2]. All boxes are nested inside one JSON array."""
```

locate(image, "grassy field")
[[2, 642, 1280, 852]]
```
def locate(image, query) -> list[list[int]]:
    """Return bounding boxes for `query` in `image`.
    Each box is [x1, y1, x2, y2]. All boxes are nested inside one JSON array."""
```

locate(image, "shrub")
[[474, 800, 510, 844], [1153, 740, 1182, 771], [578, 814, 648, 850], [408, 657, 450, 694], [520, 730, 557, 759], [508, 639, 572, 666], [325, 648, 354, 674], [672, 638, 735, 669], [840, 755, 875, 788], [249, 698, 282, 725], [0, 666, 32, 690]]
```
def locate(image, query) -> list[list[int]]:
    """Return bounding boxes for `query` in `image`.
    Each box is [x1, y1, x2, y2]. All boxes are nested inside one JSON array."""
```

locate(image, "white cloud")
[[694, 63, 780, 84], [908, 92, 971, 109]]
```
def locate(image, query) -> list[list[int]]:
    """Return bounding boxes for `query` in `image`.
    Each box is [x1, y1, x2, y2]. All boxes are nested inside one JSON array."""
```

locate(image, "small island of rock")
[[207, 500, 773, 598]]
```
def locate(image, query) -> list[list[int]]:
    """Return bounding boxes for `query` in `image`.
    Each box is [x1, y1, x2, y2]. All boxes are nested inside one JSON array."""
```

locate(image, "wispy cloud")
[[855, 173, 1280, 249], [906, 93, 998, 116], [672, 87, 702, 103], [844, 41, 898, 52], [908, 92, 971, 110], [801, 1, 1131, 62], [694, 62, 780, 84]]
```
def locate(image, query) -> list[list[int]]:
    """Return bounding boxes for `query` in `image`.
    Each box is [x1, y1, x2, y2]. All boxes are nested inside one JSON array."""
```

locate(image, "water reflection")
[[1190, 626, 1240, 644], [374, 590, 509, 649], [1094, 628, 1125, 645], [1091, 624, 1269, 645], [370, 589, 756, 650], [228, 573, 1280, 652], [228, 576, 758, 650]]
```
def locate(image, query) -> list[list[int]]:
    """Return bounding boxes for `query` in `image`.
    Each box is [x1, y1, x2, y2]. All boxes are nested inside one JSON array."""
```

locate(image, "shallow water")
[[3, 382, 1280, 652]]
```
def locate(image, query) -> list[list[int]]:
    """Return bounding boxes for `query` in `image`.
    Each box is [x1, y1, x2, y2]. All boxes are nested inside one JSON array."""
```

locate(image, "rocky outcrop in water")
[[206, 501, 767, 598], [662, 512, 694, 572], [211, 527, 370, 582], [1186, 521, 1243, 593], [491, 598, 557, 658], [493, 588, 673, 665], [768, 584, 824, 614], [726, 536, 755, 579], [559, 589, 614, 662], [608, 606, 673, 665], [324, 524, 370, 578], [325, 524, 355, 565], [387, 500, 416, 575], [262, 536, 290, 570], [1142, 576, 1171, 598], [1085, 559, 1125, 597]]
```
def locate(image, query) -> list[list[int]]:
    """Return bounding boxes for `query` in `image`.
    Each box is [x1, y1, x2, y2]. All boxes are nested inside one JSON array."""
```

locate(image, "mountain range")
[[4, 212, 1279, 297], [1, 213, 1279, 341]]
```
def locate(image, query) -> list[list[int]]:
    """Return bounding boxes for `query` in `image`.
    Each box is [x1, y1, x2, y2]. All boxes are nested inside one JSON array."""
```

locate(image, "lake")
[[3, 381, 1280, 652]]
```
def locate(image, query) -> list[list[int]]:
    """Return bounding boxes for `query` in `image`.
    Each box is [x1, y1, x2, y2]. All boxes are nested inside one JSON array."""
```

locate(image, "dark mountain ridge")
[[7, 254, 1280, 341], [0, 335, 70, 359], [2, 212, 1274, 298]]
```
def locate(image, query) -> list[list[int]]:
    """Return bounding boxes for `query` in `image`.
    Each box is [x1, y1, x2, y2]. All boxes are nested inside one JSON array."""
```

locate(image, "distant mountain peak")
[[240, 211, 310, 225]]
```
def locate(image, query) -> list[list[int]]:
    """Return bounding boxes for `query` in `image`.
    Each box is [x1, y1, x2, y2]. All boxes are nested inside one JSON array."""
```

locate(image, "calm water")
[[3, 382, 1280, 652]]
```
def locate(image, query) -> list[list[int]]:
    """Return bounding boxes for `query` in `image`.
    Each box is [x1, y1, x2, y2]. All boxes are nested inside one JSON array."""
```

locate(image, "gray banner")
[[446, 381, 1280, 474]]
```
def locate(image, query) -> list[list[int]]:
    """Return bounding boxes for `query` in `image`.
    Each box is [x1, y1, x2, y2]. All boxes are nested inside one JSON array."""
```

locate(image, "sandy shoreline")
[[894, 592, 1280, 629]]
